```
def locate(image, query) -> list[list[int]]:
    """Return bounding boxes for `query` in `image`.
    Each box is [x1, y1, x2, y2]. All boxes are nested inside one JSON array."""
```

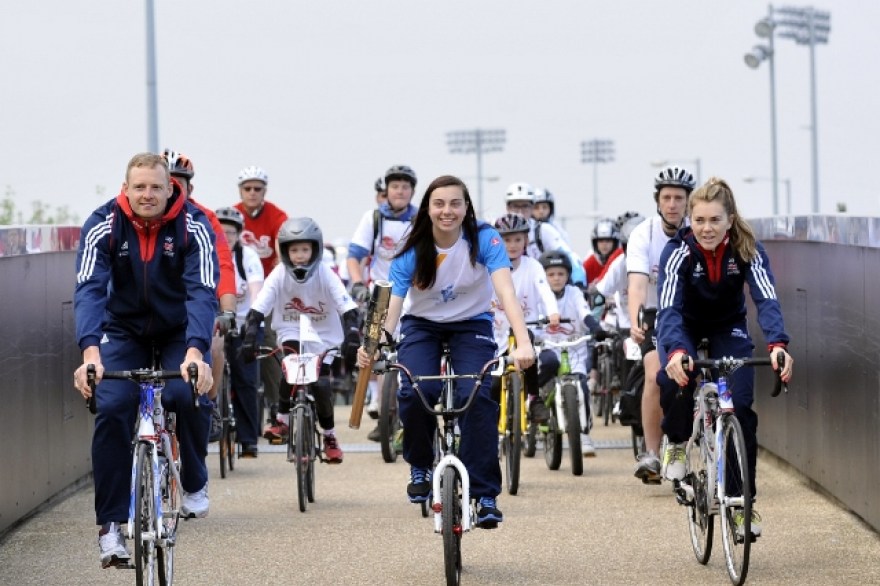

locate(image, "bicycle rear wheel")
[[134, 443, 157, 586], [294, 407, 308, 512], [504, 373, 522, 495], [562, 383, 583, 475], [719, 414, 752, 586], [685, 418, 714, 565], [441, 466, 462, 586], [378, 373, 401, 463]]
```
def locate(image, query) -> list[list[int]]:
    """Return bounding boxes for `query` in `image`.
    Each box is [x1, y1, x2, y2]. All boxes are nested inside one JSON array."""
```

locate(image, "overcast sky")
[[2, 1, 878, 255]]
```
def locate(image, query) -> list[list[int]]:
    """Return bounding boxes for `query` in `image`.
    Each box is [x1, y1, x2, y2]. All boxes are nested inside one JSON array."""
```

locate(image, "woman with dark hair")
[[358, 175, 534, 528]]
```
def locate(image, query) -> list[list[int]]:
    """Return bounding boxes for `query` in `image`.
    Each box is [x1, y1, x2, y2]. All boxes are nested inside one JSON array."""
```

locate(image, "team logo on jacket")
[[727, 258, 740, 276], [693, 262, 704, 278], [440, 285, 458, 303], [163, 236, 175, 257], [284, 298, 326, 314], [119, 241, 129, 257]]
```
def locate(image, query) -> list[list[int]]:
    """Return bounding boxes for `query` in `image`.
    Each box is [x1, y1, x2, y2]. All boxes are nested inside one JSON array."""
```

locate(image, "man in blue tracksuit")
[[72, 152, 218, 568]]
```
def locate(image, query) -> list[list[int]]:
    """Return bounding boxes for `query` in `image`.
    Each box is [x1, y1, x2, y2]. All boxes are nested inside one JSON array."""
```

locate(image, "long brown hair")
[[689, 177, 757, 261], [396, 175, 480, 289]]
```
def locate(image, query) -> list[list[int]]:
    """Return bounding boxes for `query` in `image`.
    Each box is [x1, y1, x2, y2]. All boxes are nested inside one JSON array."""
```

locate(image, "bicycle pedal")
[[114, 562, 135, 570], [268, 437, 285, 445]]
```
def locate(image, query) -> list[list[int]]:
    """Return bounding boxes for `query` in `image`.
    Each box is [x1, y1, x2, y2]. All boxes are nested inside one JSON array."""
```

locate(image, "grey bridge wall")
[[1, 225, 878, 535]]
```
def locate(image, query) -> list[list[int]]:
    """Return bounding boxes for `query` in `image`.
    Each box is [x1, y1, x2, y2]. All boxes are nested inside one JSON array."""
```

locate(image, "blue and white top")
[[389, 224, 510, 322]]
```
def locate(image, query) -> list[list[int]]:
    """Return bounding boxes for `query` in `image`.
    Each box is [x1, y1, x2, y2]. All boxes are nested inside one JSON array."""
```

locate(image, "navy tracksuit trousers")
[[92, 328, 211, 525], [396, 316, 501, 499]]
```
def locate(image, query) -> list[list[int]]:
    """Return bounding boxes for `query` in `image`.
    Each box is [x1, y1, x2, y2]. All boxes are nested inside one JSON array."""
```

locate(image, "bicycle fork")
[[432, 455, 472, 533]]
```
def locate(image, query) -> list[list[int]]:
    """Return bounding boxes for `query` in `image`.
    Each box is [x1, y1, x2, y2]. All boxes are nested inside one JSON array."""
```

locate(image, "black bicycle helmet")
[[539, 250, 572, 275], [278, 217, 324, 283]]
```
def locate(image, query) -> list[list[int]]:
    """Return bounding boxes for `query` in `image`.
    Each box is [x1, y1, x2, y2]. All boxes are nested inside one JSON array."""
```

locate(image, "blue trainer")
[[475, 496, 503, 529], [407, 466, 432, 503]]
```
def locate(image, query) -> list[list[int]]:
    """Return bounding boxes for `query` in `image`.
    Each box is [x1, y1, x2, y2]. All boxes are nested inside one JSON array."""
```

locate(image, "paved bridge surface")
[[1, 406, 878, 585]]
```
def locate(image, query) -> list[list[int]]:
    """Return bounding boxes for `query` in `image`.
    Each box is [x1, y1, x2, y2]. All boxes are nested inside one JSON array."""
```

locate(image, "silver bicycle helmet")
[[591, 218, 620, 249], [533, 188, 555, 216], [215, 207, 245, 232], [384, 165, 417, 188], [278, 217, 324, 283], [654, 166, 696, 198], [493, 213, 530, 235]]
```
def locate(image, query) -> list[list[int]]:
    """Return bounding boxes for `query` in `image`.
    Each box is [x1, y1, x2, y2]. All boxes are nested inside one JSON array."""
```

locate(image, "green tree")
[[0, 185, 79, 225]]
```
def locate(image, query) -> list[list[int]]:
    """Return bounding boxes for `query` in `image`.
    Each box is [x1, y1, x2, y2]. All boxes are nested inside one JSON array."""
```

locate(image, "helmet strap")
[[657, 206, 682, 235]]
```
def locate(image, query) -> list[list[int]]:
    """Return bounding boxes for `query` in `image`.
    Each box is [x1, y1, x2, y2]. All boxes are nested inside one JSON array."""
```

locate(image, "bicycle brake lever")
[[187, 362, 199, 408], [86, 364, 97, 414], [771, 352, 787, 397]]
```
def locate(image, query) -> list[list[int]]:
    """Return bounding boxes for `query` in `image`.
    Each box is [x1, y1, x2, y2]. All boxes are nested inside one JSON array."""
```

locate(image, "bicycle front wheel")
[[562, 383, 583, 476], [134, 443, 157, 586], [307, 411, 317, 503], [378, 373, 401, 463], [504, 373, 522, 495], [294, 407, 308, 512], [544, 412, 563, 471], [441, 466, 462, 586], [685, 417, 714, 565], [218, 370, 232, 479], [157, 430, 180, 586], [719, 414, 752, 586]]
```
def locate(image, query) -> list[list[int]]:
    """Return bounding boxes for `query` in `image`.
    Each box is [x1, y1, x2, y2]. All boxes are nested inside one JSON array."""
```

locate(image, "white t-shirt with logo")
[[349, 210, 412, 282], [491, 255, 558, 354], [541, 285, 591, 375], [251, 262, 358, 353]]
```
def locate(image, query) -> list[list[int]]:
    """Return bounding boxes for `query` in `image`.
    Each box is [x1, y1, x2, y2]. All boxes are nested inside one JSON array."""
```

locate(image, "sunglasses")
[[242, 185, 265, 193]]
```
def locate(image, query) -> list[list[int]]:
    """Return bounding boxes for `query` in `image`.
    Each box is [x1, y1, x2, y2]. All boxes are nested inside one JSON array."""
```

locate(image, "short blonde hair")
[[125, 152, 169, 183]]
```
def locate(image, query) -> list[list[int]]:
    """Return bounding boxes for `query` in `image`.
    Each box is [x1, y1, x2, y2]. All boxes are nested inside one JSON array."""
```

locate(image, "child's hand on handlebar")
[[511, 344, 535, 371]]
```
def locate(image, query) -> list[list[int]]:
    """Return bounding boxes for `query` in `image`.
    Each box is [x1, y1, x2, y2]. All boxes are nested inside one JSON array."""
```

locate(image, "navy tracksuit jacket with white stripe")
[[655, 227, 789, 495], [75, 185, 218, 525]]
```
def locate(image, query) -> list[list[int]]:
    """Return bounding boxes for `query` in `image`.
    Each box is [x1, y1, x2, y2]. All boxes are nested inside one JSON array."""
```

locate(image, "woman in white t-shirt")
[[357, 175, 534, 529]]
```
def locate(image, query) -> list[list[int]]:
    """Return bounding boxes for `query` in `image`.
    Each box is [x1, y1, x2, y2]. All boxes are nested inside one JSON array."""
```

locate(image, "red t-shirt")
[[235, 200, 289, 276], [583, 247, 623, 285]]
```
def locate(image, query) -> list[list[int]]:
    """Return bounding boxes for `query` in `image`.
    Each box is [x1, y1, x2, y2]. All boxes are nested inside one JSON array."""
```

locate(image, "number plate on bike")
[[624, 337, 642, 361], [282, 353, 321, 385]]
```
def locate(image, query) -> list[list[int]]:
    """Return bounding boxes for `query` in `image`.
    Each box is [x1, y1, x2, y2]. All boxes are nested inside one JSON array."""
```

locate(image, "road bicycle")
[[497, 327, 527, 495], [532, 334, 591, 476], [674, 344, 786, 586], [376, 346, 401, 463], [376, 343, 503, 586], [87, 358, 198, 586]]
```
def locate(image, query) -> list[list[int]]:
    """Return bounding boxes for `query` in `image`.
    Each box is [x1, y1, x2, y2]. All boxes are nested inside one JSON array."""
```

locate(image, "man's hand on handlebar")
[[665, 350, 692, 387], [182, 348, 212, 395]]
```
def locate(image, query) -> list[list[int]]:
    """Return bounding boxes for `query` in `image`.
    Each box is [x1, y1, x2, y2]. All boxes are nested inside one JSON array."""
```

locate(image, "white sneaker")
[[181, 484, 210, 518], [662, 442, 687, 481], [98, 522, 130, 568], [581, 435, 597, 458]]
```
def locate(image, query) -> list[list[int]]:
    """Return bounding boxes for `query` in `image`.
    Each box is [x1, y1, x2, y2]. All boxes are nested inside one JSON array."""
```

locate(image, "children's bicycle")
[[674, 344, 786, 586], [376, 343, 504, 586], [496, 327, 527, 495], [376, 347, 402, 463], [87, 358, 198, 586], [534, 334, 591, 476]]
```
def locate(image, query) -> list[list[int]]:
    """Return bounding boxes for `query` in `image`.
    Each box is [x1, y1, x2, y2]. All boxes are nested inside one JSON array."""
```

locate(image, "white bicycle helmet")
[[505, 182, 535, 204], [237, 165, 269, 186]]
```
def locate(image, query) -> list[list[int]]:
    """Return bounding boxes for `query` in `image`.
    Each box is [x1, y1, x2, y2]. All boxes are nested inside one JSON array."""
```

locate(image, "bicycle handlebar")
[[684, 354, 787, 397], [525, 317, 572, 327], [86, 363, 200, 413], [539, 335, 592, 349], [376, 355, 506, 418]]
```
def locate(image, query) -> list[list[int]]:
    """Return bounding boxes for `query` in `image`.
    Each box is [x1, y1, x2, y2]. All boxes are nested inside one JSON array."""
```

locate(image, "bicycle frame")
[[383, 352, 503, 534], [541, 335, 591, 433], [497, 329, 526, 436]]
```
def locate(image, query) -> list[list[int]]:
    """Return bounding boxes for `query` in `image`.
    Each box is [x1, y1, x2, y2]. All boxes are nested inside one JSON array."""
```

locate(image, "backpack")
[[534, 221, 545, 253], [233, 243, 246, 282], [617, 359, 644, 429]]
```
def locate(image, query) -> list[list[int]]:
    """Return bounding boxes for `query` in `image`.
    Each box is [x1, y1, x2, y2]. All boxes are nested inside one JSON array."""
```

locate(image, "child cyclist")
[[539, 250, 603, 456], [490, 213, 560, 424], [241, 217, 361, 464], [356, 175, 535, 528]]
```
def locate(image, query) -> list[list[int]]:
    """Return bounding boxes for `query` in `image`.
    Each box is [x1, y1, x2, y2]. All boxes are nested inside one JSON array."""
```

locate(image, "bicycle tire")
[[441, 466, 462, 586], [601, 356, 613, 426], [505, 373, 522, 495], [685, 417, 714, 565], [562, 383, 583, 475], [219, 370, 231, 479], [307, 410, 317, 503], [719, 414, 752, 586], [134, 443, 156, 586], [524, 421, 537, 458], [544, 411, 563, 470], [157, 428, 180, 586], [294, 406, 308, 512], [378, 373, 400, 463]]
